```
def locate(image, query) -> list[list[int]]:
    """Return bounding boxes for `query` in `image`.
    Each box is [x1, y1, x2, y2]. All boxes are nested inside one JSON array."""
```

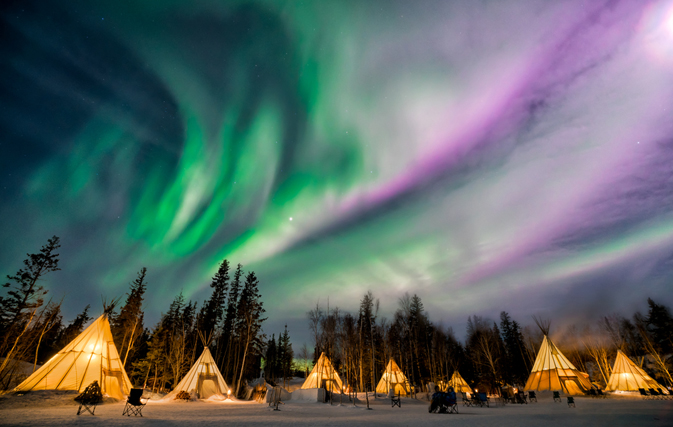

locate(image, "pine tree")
[[112, 267, 148, 369], [234, 271, 266, 394], [264, 334, 277, 382], [0, 236, 61, 382], [221, 264, 243, 380], [57, 305, 92, 349], [197, 259, 230, 339], [499, 312, 529, 386], [0, 236, 61, 336], [278, 325, 294, 387]]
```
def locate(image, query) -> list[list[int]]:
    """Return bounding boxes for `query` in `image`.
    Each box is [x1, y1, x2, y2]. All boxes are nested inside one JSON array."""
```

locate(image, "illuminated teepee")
[[447, 370, 472, 393], [301, 352, 343, 392], [524, 319, 592, 395], [165, 344, 229, 400], [605, 350, 668, 394], [376, 359, 410, 395], [14, 313, 132, 399]]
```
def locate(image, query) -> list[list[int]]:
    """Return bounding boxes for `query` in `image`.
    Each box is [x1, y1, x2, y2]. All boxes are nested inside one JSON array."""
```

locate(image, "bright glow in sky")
[[2, 0, 673, 343]]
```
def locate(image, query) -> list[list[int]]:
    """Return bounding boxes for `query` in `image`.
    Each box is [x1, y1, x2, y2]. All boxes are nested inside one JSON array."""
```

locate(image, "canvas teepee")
[[524, 335, 592, 394], [165, 346, 230, 400], [14, 313, 132, 399], [447, 370, 472, 393], [301, 352, 343, 392], [376, 359, 410, 395], [605, 350, 669, 393]]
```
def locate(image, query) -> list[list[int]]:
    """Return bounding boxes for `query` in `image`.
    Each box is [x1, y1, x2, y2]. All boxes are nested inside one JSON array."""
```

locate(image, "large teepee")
[[165, 346, 229, 400], [447, 370, 472, 393], [524, 319, 592, 395], [605, 350, 669, 393], [376, 359, 410, 395], [14, 313, 132, 399], [301, 352, 343, 392]]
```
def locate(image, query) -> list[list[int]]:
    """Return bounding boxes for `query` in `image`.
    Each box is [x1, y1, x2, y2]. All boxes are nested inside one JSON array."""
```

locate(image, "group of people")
[[429, 385, 457, 413]]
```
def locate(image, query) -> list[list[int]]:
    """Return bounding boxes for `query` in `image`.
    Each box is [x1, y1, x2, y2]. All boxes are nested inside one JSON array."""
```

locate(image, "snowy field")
[[1, 391, 672, 427]]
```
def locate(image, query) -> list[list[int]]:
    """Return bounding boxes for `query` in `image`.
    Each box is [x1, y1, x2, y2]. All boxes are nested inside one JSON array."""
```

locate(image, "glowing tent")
[[605, 350, 669, 393], [524, 335, 592, 394], [14, 313, 132, 399], [376, 359, 410, 395], [164, 346, 230, 400], [301, 352, 343, 392], [447, 370, 472, 393]]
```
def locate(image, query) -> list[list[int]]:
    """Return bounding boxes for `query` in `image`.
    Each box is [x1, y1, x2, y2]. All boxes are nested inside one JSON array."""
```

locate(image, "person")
[[429, 385, 443, 413]]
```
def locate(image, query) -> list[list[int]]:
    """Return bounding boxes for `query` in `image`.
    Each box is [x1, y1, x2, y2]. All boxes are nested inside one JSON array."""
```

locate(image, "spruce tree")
[[57, 305, 92, 348], [221, 264, 243, 379], [112, 267, 148, 369], [278, 325, 293, 387], [197, 259, 230, 339], [0, 236, 61, 336], [234, 271, 266, 394], [264, 334, 277, 382]]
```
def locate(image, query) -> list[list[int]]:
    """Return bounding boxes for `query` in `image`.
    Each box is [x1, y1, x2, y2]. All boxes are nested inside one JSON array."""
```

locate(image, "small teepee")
[[14, 312, 132, 399], [165, 336, 229, 400], [605, 350, 669, 393], [447, 370, 472, 393], [376, 359, 410, 395], [524, 318, 592, 395], [301, 352, 343, 392]]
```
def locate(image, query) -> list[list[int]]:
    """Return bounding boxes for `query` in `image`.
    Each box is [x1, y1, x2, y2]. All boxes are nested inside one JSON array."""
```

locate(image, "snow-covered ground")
[[0, 390, 671, 426]]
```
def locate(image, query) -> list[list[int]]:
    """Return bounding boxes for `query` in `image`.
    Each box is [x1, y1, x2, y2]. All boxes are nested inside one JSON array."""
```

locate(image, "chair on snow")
[[391, 390, 401, 408], [461, 392, 472, 406], [528, 391, 537, 402], [567, 396, 575, 408], [553, 391, 562, 402], [516, 391, 527, 404], [122, 388, 148, 417], [638, 388, 651, 399], [75, 381, 103, 416], [476, 392, 489, 407]]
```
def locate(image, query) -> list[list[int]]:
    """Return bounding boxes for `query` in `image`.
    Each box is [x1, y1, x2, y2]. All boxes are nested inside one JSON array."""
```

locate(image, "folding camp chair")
[[517, 391, 527, 404], [587, 388, 597, 398], [649, 389, 663, 400], [596, 389, 607, 398], [567, 396, 575, 408], [462, 392, 472, 406], [639, 388, 651, 399], [75, 381, 103, 416], [477, 392, 489, 407], [528, 391, 537, 402], [391, 391, 401, 408], [553, 391, 562, 402], [122, 389, 147, 417]]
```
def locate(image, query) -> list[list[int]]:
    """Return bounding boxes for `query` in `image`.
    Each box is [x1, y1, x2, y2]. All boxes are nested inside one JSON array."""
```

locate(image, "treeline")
[[0, 237, 268, 396], [307, 291, 673, 393]]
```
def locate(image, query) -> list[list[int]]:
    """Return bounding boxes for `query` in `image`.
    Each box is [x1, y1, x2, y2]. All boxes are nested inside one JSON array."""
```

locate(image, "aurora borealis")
[[2, 0, 673, 342]]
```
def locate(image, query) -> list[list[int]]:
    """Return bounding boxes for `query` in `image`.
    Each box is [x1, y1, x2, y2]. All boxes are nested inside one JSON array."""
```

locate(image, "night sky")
[[2, 0, 673, 344]]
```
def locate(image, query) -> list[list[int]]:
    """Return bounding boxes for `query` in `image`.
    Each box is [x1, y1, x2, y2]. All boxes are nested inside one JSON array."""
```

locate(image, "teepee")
[[376, 359, 410, 395], [165, 345, 229, 400], [447, 370, 472, 393], [301, 352, 343, 392], [14, 313, 132, 399], [605, 350, 669, 393], [524, 319, 592, 395]]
